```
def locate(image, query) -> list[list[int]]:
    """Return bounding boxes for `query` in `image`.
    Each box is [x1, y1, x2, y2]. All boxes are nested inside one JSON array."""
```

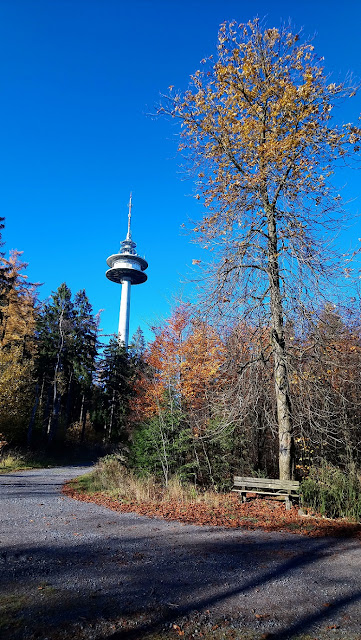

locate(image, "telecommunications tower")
[[105, 195, 148, 349]]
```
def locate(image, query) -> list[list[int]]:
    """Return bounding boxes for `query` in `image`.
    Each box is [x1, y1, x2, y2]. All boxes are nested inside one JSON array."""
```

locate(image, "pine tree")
[[95, 337, 135, 443], [72, 289, 98, 441]]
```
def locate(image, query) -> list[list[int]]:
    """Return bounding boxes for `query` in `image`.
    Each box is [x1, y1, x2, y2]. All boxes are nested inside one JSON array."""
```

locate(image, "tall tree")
[[72, 289, 98, 440], [95, 337, 135, 443], [0, 250, 38, 354], [0, 225, 39, 444], [36, 284, 74, 443], [129, 326, 146, 361], [162, 20, 361, 479], [0, 218, 9, 328]]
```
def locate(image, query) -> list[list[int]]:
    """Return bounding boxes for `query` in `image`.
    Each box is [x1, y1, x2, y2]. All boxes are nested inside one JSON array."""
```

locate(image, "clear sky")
[[1, 0, 360, 343]]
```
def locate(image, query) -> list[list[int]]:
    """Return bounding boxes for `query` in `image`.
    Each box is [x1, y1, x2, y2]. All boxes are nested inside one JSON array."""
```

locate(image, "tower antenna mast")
[[127, 192, 132, 239]]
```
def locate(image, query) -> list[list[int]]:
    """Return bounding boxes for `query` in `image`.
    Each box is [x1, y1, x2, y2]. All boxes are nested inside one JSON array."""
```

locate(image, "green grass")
[[0, 451, 51, 473], [69, 471, 99, 493], [0, 593, 27, 631]]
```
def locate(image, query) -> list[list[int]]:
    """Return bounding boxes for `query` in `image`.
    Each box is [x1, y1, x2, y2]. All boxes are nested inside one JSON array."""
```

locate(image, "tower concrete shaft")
[[106, 195, 148, 349], [118, 278, 131, 347]]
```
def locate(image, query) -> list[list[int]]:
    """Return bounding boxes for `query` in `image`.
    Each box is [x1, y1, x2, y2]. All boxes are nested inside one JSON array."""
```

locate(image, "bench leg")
[[285, 497, 291, 510]]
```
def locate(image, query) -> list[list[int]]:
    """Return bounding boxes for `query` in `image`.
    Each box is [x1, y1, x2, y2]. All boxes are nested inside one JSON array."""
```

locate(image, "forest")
[[2, 21, 361, 520], [1, 211, 361, 513]]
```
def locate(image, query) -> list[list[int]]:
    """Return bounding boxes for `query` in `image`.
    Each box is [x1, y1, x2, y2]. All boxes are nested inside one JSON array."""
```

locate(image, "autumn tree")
[[0, 222, 39, 444], [0, 250, 38, 354], [162, 19, 361, 479], [289, 303, 361, 471], [130, 306, 230, 486]]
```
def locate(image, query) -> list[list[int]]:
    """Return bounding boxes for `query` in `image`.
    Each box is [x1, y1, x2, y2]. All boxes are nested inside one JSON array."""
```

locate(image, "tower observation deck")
[[106, 195, 148, 348]]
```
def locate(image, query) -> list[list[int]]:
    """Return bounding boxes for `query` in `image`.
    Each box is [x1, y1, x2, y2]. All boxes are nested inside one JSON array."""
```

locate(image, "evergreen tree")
[[94, 337, 135, 443], [129, 326, 146, 360], [0, 218, 9, 328], [34, 283, 99, 446], [72, 289, 98, 441]]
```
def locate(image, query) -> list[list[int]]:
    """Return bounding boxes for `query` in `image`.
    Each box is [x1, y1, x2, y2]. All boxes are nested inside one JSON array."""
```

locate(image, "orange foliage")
[[0, 250, 38, 350], [180, 321, 225, 410], [129, 305, 226, 426]]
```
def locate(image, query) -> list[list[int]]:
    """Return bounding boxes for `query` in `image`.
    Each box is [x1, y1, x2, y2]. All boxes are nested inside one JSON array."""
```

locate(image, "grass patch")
[[0, 593, 27, 631], [0, 446, 98, 474], [0, 451, 49, 473]]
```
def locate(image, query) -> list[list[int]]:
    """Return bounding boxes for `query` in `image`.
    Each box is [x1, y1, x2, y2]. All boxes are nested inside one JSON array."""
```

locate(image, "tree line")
[[0, 221, 143, 452]]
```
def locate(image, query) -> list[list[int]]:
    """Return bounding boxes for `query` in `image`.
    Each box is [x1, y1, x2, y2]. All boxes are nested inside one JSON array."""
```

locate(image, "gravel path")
[[1, 467, 361, 639]]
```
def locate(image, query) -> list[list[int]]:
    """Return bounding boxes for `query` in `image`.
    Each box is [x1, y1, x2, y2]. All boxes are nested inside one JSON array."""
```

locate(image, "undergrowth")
[[68, 455, 361, 529], [0, 450, 50, 473], [73, 454, 224, 507], [74, 455, 361, 523], [301, 461, 361, 520]]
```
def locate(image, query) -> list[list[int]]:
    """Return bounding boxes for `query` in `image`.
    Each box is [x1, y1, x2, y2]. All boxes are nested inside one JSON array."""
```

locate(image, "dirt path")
[[1, 467, 361, 639]]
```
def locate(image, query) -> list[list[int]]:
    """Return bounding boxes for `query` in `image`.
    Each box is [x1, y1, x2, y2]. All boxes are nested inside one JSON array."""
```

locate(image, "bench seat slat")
[[233, 476, 299, 485], [233, 483, 299, 491], [232, 489, 297, 497]]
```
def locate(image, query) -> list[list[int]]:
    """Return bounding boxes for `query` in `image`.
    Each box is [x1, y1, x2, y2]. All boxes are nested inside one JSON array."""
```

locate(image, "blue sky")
[[1, 0, 360, 343]]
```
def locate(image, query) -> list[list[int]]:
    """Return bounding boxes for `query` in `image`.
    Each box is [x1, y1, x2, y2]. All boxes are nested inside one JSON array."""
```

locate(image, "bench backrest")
[[233, 476, 299, 490]]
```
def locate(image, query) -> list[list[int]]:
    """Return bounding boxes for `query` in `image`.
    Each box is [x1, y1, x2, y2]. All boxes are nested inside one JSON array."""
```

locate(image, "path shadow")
[[2, 527, 360, 639]]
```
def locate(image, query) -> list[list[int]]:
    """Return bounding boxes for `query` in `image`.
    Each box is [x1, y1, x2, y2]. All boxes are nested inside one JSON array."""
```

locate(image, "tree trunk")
[[108, 389, 116, 442], [42, 385, 52, 438], [266, 206, 293, 480], [79, 393, 87, 443], [48, 395, 61, 446], [27, 384, 40, 448], [47, 305, 65, 445], [65, 371, 73, 429]]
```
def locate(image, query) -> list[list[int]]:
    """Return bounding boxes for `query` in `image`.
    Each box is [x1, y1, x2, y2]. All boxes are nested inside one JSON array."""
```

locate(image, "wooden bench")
[[232, 476, 300, 510]]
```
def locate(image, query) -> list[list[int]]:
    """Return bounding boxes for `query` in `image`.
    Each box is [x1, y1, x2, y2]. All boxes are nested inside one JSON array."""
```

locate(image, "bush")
[[301, 462, 361, 520]]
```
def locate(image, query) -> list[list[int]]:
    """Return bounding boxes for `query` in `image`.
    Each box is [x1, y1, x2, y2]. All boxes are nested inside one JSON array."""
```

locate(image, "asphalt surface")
[[1, 467, 361, 639]]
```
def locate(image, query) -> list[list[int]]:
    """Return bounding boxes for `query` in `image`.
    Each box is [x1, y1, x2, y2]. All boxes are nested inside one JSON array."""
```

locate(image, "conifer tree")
[[35, 283, 98, 446], [95, 337, 134, 443]]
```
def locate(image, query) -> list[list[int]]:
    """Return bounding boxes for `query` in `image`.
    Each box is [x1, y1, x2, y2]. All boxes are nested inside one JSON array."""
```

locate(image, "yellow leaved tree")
[[0, 248, 39, 443], [161, 19, 361, 479]]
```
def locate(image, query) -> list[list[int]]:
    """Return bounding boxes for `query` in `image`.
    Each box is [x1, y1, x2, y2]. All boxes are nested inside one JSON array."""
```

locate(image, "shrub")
[[301, 462, 361, 520]]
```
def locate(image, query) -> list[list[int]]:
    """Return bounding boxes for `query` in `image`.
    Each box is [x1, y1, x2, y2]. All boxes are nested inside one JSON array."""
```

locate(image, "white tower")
[[106, 195, 148, 348]]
